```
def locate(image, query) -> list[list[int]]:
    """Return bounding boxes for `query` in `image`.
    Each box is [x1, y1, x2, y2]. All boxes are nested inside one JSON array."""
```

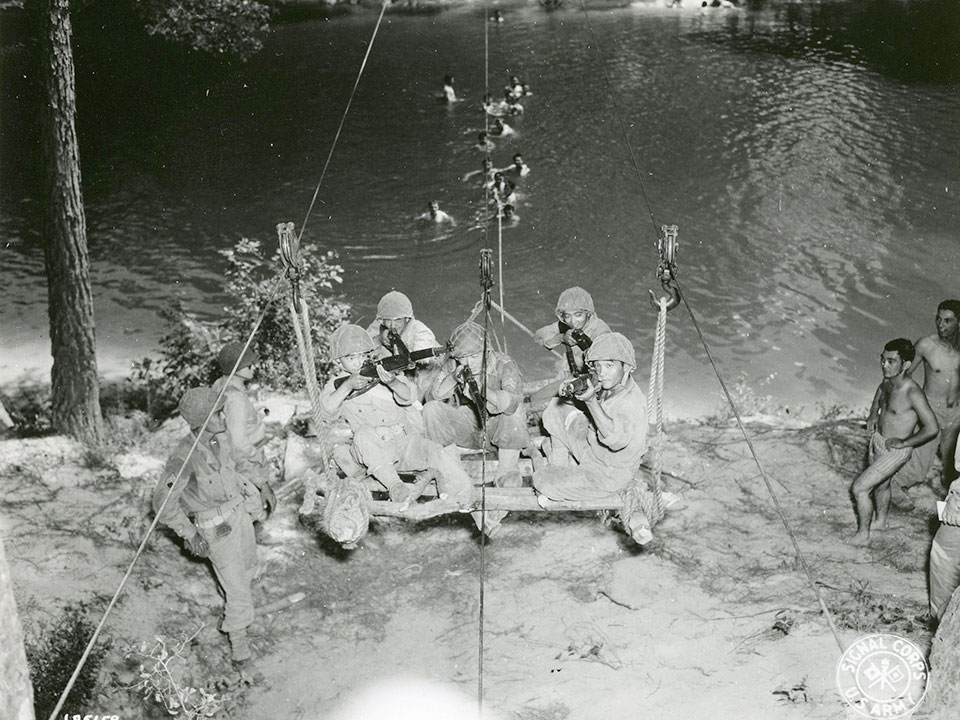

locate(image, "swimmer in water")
[[510, 153, 529, 177], [492, 173, 517, 205], [504, 90, 524, 115], [483, 93, 509, 117], [476, 131, 495, 152], [506, 75, 524, 100], [462, 157, 495, 184], [418, 200, 456, 225], [442, 74, 458, 104], [489, 118, 516, 138], [490, 9, 504, 23], [499, 203, 519, 226]]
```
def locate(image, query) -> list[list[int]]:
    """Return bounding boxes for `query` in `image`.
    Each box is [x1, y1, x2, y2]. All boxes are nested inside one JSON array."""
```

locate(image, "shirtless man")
[[894, 299, 960, 499], [441, 74, 458, 104], [418, 200, 455, 225], [850, 338, 939, 545]]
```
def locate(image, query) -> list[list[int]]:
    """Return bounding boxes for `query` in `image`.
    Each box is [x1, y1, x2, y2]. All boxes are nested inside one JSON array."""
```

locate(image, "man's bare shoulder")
[[904, 378, 930, 405], [915, 334, 938, 353]]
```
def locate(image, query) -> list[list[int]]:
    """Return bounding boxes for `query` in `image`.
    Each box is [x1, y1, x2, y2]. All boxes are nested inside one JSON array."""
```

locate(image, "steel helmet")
[[449, 321, 485, 358], [217, 342, 259, 376], [586, 332, 636, 370], [555, 286, 595, 315], [179, 387, 224, 428], [330, 323, 377, 359], [376, 291, 414, 321]]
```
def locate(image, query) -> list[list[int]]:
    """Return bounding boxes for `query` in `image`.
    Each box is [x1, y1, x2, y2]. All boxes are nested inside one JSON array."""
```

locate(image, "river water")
[[2, 0, 959, 418]]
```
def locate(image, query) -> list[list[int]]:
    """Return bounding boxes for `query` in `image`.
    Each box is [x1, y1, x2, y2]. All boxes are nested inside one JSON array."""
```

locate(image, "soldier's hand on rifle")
[[574, 376, 598, 403], [375, 364, 398, 385], [184, 530, 209, 558], [344, 370, 369, 391], [261, 482, 277, 514]]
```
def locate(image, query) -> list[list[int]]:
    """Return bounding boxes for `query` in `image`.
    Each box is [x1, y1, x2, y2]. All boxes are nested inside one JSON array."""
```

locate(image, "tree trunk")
[[0, 538, 35, 720], [39, 0, 104, 445]]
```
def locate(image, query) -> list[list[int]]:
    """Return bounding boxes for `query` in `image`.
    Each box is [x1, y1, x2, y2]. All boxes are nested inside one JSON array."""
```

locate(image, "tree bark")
[[0, 538, 35, 720], [39, 0, 104, 445]]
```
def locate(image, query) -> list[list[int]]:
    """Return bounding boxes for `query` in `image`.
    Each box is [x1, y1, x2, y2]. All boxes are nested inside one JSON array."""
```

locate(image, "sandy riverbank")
[[2, 388, 954, 719]]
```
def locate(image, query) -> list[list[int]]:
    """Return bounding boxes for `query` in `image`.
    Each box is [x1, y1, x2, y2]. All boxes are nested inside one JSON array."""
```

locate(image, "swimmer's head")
[[502, 204, 515, 218], [882, 338, 915, 377], [493, 172, 503, 182], [478, 131, 487, 142], [510, 75, 520, 85], [936, 300, 960, 338], [483, 158, 493, 170], [444, 75, 454, 86], [513, 153, 523, 163], [428, 200, 439, 213]]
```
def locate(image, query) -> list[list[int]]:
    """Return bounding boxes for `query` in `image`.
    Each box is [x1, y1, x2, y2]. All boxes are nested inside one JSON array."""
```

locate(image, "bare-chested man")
[[850, 338, 939, 545], [892, 299, 960, 501]]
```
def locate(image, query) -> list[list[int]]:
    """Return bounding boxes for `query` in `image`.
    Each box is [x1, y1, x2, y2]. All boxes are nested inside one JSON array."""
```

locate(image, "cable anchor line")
[[476, 246, 496, 714]]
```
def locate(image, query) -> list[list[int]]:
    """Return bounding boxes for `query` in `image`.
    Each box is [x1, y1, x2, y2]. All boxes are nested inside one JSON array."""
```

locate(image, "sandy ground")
[[1, 408, 947, 719]]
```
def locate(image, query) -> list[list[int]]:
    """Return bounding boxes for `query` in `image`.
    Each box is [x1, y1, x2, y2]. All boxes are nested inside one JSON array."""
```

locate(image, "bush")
[[25, 603, 109, 719], [131, 237, 351, 419]]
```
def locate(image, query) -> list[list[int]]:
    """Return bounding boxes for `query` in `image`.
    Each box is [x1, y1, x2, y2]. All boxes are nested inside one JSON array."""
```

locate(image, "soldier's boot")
[[228, 630, 252, 663]]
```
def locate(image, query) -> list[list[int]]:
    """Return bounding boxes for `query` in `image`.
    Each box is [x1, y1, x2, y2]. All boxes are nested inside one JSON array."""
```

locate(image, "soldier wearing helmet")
[[365, 290, 441, 401], [423, 320, 531, 535], [320, 323, 473, 505], [533, 332, 648, 503], [152, 387, 262, 674], [533, 287, 612, 377], [212, 342, 276, 527]]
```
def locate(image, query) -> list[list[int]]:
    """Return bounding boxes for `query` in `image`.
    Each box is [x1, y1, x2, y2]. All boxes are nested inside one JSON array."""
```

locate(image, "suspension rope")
[[477, 247, 495, 715], [496, 198, 507, 349], [297, 0, 389, 245], [577, 0, 847, 653], [576, 0, 658, 238], [47, 9, 392, 717], [674, 278, 846, 652], [645, 297, 668, 523]]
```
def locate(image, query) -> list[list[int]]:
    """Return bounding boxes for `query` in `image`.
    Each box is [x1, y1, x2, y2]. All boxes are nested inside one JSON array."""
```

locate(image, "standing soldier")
[[366, 290, 441, 401], [153, 387, 260, 673], [213, 342, 276, 525]]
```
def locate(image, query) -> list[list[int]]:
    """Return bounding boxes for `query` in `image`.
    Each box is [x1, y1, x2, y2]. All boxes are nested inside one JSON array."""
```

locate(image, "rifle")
[[384, 329, 409, 356], [564, 327, 594, 375], [558, 369, 599, 399], [458, 366, 488, 424], [333, 345, 447, 390]]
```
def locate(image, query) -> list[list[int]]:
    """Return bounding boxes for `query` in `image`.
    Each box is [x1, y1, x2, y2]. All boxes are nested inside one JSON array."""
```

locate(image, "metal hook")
[[648, 278, 681, 312]]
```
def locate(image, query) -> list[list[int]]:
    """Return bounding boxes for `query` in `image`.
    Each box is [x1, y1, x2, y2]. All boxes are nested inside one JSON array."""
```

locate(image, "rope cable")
[[478, 7, 493, 714], [48, 8, 391, 716], [47, 277, 285, 720], [577, 0, 847, 653], [576, 0, 659, 238], [674, 278, 846, 653], [297, 0, 389, 244]]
